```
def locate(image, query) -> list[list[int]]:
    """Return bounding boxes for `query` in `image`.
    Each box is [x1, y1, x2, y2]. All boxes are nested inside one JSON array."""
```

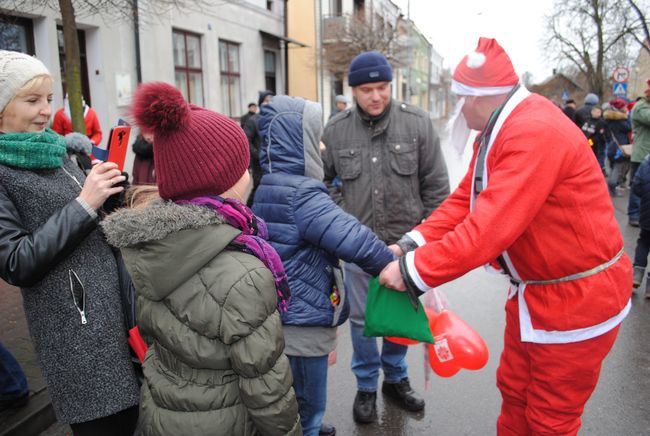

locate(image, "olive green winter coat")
[[102, 201, 301, 436]]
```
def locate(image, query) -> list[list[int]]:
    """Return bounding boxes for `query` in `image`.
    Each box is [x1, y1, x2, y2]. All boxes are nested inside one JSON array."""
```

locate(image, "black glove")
[[101, 172, 130, 215], [399, 255, 425, 311], [396, 234, 419, 255]]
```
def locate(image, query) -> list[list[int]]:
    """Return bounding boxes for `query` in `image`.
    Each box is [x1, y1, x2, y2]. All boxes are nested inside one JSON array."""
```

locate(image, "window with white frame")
[[219, 40, 241, 117], [173, 30, 204, 105]]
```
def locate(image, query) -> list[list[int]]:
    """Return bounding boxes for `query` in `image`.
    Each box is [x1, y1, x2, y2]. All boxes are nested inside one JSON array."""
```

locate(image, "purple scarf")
[[178, 196, 290, 312]]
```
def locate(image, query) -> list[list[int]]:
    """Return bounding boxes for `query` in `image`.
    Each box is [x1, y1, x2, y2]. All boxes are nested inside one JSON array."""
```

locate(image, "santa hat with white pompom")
[[446, 38, 520, 156], [451, 37, 519, 96]]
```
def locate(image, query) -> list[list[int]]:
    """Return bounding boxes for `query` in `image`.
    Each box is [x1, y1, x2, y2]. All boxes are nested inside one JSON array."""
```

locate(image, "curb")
[[0, 389, 56, 436]]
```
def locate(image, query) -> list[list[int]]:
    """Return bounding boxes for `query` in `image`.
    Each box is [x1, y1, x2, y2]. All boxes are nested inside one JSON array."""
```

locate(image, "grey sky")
[[392, 0, 556, 83]]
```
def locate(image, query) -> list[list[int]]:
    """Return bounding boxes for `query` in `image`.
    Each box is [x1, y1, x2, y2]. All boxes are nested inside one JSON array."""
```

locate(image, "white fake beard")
[[446, 97, 472, 157]]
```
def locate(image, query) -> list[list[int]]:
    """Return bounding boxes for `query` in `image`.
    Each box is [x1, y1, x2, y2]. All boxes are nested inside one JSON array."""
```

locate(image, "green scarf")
[[0, 128, 67, 169]]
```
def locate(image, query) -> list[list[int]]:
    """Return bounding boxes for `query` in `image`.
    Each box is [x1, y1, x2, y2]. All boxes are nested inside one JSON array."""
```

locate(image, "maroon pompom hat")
[[131, 82, 250, 201]]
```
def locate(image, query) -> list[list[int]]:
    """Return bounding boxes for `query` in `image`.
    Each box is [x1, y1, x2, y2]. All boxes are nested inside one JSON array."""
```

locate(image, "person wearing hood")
[[131, 134, 156, 185], [604, 98, 632, 200], [51, 94, 102, 146], [101, 82, 301, 436], [243, 90, 275, 206], [380, 38, 630, 435], [575, 92, 600, 129], [252, 95, 394, 436]]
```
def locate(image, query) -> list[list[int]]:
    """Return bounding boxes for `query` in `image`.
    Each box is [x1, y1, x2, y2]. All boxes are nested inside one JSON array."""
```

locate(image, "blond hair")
[[1, 74, 52, 116], [14, 74, 52, 97], [125, 185, 161, 209]]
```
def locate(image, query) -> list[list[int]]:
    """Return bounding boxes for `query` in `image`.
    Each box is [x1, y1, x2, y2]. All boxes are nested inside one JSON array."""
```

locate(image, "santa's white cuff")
[[405, 230, 426, 247], [405, 251, 433, 292]]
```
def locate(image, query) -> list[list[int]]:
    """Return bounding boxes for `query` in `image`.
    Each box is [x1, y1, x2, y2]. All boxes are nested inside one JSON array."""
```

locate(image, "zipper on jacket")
[[68, 269, 87, 324]]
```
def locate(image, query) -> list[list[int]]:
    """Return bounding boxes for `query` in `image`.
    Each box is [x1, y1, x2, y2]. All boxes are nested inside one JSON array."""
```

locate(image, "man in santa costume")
[[379, 37, 632, 435], [52, 95, 103, 146]]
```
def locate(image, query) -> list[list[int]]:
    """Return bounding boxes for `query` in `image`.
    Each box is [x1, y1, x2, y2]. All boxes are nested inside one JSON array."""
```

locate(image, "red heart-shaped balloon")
[[426, 309, 489, 377]]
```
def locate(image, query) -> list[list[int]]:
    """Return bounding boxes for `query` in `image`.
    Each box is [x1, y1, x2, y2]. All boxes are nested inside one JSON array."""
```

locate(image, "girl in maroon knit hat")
[[101, 82, 301, 436]]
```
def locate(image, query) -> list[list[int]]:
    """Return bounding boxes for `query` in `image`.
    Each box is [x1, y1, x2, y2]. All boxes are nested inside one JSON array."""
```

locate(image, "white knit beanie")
[[0, 50, 51, 112]]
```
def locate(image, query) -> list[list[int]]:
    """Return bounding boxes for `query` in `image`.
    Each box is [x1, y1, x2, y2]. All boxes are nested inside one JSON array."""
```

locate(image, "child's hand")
[[388, 244, 403, 257], [379, 260, 406, 291]]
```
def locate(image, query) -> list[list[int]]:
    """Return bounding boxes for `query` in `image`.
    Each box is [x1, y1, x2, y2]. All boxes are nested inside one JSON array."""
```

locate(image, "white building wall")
[[3, 0, 285, 174]]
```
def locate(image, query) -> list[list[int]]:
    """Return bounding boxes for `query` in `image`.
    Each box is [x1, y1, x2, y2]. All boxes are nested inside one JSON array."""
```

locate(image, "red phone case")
[[106, 126, 131, 171]]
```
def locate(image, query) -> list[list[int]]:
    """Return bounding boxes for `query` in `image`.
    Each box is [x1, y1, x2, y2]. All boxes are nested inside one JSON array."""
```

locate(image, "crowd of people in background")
[[562, 83, 650, 297], [0, 37, 649, 436]]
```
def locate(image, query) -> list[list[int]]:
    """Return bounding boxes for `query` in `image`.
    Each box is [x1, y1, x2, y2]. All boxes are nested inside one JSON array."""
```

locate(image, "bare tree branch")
[[628, 0, 650, 55], [544, 0, 635, 97], [322, 12, 408, 78]]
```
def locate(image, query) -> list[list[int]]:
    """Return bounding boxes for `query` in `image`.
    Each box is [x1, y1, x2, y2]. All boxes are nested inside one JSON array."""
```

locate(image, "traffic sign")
[[612, 66, 630, 83], [613, 82, 628, 97]]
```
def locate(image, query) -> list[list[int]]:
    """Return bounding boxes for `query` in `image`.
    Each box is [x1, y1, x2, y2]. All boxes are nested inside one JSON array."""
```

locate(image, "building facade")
[[288, 0, 447, 121], [1, 0, 289, 171]]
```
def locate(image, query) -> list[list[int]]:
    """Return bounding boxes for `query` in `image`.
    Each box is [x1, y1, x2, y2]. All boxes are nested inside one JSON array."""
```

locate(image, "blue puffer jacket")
[[252, 96, 394, 327], [633, 155, 650, 230]]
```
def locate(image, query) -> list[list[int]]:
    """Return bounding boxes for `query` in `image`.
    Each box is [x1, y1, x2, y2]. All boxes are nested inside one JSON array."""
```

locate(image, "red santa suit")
[[401, 39, 631, 436], [52, 103, 103, 146]]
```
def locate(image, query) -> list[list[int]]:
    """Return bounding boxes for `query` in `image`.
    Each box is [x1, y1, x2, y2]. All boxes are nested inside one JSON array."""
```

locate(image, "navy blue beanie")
[[348, 51, 393, 87]]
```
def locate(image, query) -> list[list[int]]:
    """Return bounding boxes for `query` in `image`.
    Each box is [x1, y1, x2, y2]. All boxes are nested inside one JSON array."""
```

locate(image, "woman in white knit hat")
[[0, 50, 140, 435]]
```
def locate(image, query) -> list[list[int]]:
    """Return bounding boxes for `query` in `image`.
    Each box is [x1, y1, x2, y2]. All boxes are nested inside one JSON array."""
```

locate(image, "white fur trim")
[[517, 283, 630, 344], [466, 52, 486, 69], [451, 80, 517, 97], [405, 251, 433, 292], [406, 230, 426, 247]]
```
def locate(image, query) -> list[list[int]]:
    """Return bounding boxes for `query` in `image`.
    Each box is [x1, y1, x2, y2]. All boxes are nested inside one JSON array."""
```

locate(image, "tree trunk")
[[58, 0, 86, 135]]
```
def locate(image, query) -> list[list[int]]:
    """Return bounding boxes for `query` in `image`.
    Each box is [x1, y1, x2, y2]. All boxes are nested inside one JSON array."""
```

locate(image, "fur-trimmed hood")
[[102, 201, 242, 300], [604, 109, 628, 121], [101, 200, 226, 248]]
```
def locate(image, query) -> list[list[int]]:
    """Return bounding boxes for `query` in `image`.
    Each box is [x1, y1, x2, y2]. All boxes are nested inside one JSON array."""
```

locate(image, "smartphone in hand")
[[106, 126, 131, 171]]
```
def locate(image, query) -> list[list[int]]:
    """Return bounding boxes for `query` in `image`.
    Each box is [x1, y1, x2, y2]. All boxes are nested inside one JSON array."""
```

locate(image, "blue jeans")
[[0, 342, 28, 402], [288, 355, 328, 436], [344, 262, 408, 392]]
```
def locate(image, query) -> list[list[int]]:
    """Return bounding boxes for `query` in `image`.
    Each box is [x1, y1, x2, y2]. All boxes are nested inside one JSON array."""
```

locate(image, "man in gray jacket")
[[322, 50, 449, 424]]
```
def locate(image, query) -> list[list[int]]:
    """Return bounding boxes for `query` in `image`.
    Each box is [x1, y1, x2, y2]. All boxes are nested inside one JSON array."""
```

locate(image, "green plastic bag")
[[363, 277, 435, 344]]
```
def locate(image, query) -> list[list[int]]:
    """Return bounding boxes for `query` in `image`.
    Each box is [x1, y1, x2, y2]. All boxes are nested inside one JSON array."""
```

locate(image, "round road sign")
[[612, 67, 630, 83]]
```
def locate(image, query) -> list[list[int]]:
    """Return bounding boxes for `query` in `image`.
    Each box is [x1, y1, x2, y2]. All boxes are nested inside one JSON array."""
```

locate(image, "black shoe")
[[382, 378, 425, 412], [630, 219, 640, 227], [353, 390, 377, 424], [319, 423, 336, 436]]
